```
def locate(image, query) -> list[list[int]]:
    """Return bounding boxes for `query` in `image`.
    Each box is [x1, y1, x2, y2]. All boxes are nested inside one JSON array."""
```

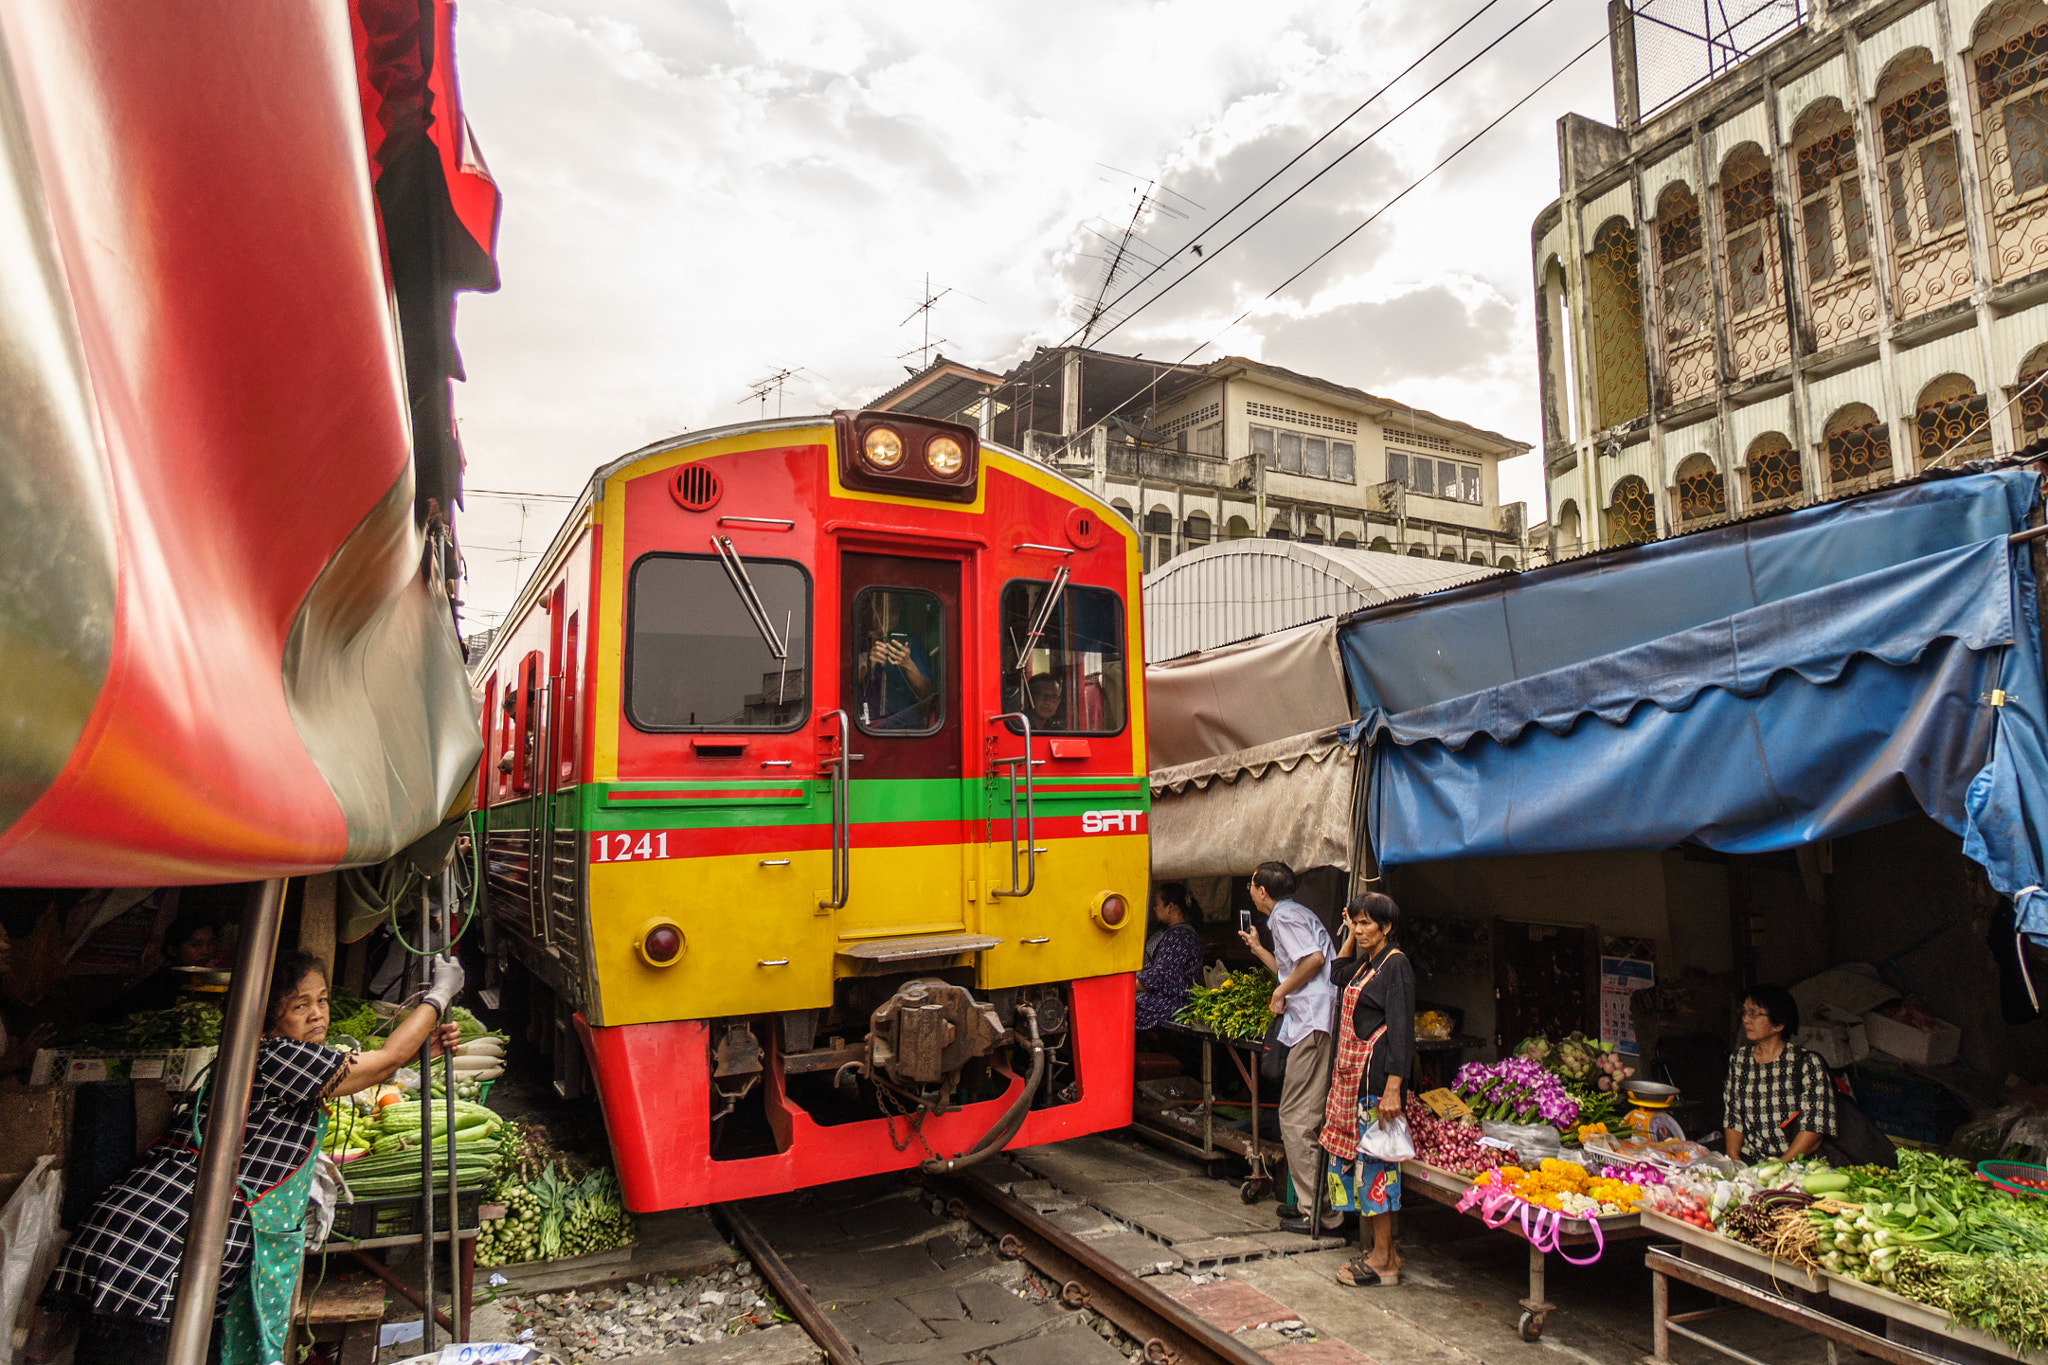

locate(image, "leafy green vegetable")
[[1177, 969, 1278, 1041]]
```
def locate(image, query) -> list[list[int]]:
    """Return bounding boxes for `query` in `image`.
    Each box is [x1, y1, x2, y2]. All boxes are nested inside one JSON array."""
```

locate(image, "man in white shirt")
[[1237, 860, 1339, 1235]]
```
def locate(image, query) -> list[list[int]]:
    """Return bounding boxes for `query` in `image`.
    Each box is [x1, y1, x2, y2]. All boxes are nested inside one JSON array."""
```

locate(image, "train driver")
[[1026, 673, 1065, 728], [858, 592, 936, 730]]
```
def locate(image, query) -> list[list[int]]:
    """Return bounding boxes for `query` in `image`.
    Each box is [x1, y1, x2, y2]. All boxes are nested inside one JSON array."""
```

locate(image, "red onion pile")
[[1409, 1108, 1515, 1175]]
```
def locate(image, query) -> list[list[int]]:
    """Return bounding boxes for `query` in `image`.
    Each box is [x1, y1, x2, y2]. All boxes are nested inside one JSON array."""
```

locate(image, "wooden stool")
[[292, 1276, 387, 1365]]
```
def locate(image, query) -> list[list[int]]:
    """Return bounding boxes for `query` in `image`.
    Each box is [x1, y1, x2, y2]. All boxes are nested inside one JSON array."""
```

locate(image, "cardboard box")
[[1859, 1009, 1960, 1067]]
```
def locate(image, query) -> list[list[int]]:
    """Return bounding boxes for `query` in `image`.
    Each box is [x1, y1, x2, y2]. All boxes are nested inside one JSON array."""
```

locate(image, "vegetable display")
[[59, 1001, 222, 1050], [476, 1120, 637, 1267], [1408, 1108, 1514, 1176], [333, 1099, 502, 1198], [1176, 970, 1279, 1041]]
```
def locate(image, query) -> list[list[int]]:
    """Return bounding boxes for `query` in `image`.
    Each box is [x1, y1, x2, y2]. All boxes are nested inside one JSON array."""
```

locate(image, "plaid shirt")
[[47, 1038, 346, 1324], [1722, 1042, 1836, 1159]]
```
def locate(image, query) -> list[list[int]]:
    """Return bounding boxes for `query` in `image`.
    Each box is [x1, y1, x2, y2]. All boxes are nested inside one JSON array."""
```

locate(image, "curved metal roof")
[[1142, 539, 1501, 660]]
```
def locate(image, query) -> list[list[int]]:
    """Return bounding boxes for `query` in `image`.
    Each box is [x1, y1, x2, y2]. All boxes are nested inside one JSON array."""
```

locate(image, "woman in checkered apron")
[[35, 951, 465, 1365], [1318, 893, 1414, 1288]]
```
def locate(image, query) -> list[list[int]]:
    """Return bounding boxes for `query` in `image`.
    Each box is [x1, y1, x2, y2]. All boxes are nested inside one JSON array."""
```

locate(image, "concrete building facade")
[[979, 347, 1533, 572], [1536, 0, 2048, 555]]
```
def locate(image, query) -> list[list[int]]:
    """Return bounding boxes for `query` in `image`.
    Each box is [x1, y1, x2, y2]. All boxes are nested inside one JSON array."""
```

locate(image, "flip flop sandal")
[[1337, 1259, 1390, 1288]]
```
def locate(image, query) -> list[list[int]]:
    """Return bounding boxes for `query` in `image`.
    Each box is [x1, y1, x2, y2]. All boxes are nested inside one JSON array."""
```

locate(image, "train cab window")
[[627, 554, 810, 731], [851, 588, 944, 735], [999, 580, 1127, 735]]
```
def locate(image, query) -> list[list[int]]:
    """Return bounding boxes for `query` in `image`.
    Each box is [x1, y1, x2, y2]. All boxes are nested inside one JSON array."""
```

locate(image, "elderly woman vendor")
[[38, 950, 464, 1365], [1721, 983, 1835, 1161]]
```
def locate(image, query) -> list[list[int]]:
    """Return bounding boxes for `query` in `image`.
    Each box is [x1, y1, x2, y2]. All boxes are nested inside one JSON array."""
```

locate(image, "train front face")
[[581, 412, 1148, 1210]]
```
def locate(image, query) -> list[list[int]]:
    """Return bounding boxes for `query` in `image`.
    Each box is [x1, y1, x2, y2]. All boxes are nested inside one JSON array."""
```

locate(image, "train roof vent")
[[670, 464, 723, 512]]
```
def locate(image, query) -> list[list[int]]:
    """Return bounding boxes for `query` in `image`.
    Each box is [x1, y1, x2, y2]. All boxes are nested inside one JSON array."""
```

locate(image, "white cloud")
[[450, 0, 1613, 623]]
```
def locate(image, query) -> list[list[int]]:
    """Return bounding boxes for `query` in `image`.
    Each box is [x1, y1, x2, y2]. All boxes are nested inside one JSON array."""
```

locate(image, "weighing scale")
[[1622, 1079, 1687, 1141]]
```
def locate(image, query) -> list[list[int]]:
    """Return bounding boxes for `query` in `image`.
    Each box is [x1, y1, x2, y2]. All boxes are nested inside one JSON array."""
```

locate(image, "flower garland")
[[1474, 1159, 1645, 1216]]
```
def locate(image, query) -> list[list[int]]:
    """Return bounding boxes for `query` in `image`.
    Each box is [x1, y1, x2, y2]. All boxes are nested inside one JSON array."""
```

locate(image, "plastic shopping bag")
[[1356, 1114, 1416, 1163], [0, 1156, 63, 1365]]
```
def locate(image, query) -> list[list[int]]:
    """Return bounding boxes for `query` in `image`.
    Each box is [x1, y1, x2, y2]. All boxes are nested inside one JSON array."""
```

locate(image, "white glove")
[[424, 954, 465, 1015]]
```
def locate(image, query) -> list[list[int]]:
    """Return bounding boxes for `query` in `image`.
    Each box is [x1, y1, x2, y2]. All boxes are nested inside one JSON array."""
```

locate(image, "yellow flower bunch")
[[1475, 1159, 1643, 1214]]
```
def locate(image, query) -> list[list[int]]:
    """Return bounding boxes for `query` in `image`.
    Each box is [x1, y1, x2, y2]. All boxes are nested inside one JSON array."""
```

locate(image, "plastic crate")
[[1851, 1059, 1969, 1145], [328, 1186, 484, 1242]]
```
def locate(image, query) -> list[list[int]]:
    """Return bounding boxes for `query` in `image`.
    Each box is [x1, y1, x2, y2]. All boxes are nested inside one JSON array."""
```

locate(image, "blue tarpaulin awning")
[[1337, 471, 2048, 950]]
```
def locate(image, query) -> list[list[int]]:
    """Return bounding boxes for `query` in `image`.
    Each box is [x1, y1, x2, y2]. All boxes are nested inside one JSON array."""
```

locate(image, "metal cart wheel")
[[1239, 1177, 1269, 1204], [1518, 1311, 1544, 1343]]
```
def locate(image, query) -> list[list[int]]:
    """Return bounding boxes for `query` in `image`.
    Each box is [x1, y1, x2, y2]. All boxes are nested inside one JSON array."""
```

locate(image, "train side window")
[[559, 612, 580, 781], [626, 554, 811, 731], [999, 580, 1127, 735], [851, 587, 945, 736]]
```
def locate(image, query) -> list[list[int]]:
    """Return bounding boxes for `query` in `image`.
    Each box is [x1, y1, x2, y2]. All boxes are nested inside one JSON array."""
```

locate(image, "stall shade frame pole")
[[418, 884, 437, 1352], [442, 864, 464, 1340], [165, 878, 285, 1365]]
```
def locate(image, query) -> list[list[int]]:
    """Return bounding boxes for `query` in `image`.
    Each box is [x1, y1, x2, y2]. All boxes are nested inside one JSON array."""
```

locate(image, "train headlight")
[[638, 920, 686, 967], [925, 435, 965, 477], [863, 426, 906, 471], [1091, 892, 1130, 930]]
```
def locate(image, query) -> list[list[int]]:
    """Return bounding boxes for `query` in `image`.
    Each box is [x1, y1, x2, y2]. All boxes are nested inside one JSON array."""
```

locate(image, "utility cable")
[[1048, 0, 1519, 353], [1079, 0, 1569, 353], [1078, 27, 1609, 434]]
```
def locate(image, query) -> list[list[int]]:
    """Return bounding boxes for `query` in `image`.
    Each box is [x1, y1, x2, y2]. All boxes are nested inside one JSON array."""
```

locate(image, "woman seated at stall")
[[1322, 892, 1414, 1287], [36, 950, 464, 1365], [1721, 983, 1835, 1162], [1136, 883, 1202, 1031]]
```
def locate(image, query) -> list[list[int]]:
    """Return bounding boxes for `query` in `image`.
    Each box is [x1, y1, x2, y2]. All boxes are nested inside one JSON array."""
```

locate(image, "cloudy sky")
[[449, 0, 1618, 627]]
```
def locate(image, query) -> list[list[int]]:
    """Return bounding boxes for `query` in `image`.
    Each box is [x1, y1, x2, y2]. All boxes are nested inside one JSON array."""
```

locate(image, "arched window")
[[1468, 552, 1487, 565], [1184, 511, 1212, 546], [1337, 533, 1359, 547], [1746, 433, 1805, 508], [1658, 183, 1717, 404], [1720, 144, 1781, 318], [2019, 345, 2048, 441], [1555, 499, 1583, 555], [1608, 475, 1657, 545], [1975, 3, 2048, 282], [1267, 517, 1291, 541], [1915, 374, 1991, 465], [1438, 547, 1458, 561], [1225, 515, 1254, 540], [1825, 404, 1893, 486], [1793, 102, 1871, 287], [1588, 217, 1648, 427], [1112, 500, 1135, 523], [1497, 555, 1518, 570], [1674, 453, 1727, 523], [1878, 52, 1965, 249], [1145, 506, 1175, 569], [1406, 544, 1428, 557], [1369, 536, 1393, 553]]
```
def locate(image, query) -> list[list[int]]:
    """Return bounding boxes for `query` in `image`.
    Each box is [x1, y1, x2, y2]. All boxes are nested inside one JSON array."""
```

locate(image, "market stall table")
[[1399, 1159, 1649, 1341], [314, 1207, 491, 1342], [1130, 1021, 1287, 1201], [1639, 1209, 2047, 1365]]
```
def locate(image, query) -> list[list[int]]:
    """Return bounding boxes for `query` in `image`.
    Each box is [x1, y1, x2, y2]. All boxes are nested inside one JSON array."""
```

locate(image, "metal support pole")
[[1652, 1262, 1669, 1361], [165, 879, 285, 1365], [418, 886, 436, 1352], [442, 866, 464, 1339]]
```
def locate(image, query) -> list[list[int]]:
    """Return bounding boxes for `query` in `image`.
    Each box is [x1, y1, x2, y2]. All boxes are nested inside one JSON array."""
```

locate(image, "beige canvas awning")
[[1148, 728, 1358, 880], [1144, 620, 1352, 770]]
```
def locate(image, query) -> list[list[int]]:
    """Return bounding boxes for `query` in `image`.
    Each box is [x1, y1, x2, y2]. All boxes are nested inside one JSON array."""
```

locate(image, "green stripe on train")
[[473, 778, 1149, 835]]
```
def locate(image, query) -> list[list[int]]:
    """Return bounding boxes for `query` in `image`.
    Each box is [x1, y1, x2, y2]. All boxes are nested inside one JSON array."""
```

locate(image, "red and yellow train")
[[472, 410, 1149, 1210]]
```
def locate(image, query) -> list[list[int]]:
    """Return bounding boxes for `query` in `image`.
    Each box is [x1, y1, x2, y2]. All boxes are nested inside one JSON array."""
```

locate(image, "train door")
[[837, 551, 966, 935]]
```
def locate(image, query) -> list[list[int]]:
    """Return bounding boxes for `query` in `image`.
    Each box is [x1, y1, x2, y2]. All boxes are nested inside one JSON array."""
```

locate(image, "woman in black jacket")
[[1318, 892, 1415, 1287]]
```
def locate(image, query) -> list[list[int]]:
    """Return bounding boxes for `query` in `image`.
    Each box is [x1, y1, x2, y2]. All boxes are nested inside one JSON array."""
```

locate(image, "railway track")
[[715, 1168, 1269, 1365]]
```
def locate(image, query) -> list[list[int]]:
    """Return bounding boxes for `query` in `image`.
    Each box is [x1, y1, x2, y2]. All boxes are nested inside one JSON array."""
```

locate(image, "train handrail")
[[818, 709, 851, 909], [987, 712, 1036, 898]]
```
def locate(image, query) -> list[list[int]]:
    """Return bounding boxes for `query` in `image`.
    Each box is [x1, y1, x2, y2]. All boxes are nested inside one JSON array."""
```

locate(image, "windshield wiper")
[[711, 535, 788, 662], [1019, 564, 1070, 664]]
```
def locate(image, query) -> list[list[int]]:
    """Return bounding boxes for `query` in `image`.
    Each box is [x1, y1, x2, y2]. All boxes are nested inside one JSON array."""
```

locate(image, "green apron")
[[216, 1104, 329, 1365]]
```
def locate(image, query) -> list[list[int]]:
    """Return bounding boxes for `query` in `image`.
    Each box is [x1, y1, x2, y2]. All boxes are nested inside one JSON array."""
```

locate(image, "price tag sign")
[[1419, 1087, 1472, 1120]]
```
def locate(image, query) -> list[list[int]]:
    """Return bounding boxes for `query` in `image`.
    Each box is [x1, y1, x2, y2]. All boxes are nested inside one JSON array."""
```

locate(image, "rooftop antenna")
[[1079, 169, 1198, 347], [740, 366, 812, 418], [898, 273, 982, 371]]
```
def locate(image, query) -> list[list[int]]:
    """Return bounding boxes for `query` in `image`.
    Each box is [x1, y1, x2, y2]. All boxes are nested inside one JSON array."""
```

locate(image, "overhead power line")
[[1084, 0, 1569, 351], [1080, 27, 1610, 436], [1047, 0, 1520, 354]]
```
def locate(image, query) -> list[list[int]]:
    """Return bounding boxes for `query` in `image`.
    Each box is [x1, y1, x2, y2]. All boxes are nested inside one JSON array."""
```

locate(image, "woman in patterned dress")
[[1135, 883, 1203, 1031], [36, 950, 465, 1365], [1721, 984, 1835, 1162], [1320, 893, 1414, 1288]]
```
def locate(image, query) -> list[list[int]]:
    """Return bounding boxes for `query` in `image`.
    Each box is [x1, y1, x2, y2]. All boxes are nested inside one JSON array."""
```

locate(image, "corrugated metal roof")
[[1142, 540, 1501, 660]]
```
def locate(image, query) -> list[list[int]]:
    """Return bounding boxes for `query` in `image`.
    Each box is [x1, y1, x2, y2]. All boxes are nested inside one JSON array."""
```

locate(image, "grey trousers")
[[1277, 1027, 1339, 1227]]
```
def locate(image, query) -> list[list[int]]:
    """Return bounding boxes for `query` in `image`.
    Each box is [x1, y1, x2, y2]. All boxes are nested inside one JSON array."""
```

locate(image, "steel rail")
[[714, 1202, 864, 1365], [930, 1169, 1270, 1365]]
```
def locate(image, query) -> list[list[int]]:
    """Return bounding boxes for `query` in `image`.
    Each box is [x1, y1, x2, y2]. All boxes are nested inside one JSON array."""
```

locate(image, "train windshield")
[[626, 553, 810, 730], [999, 580, 1126, 735], [851, 587, 944, 735]]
